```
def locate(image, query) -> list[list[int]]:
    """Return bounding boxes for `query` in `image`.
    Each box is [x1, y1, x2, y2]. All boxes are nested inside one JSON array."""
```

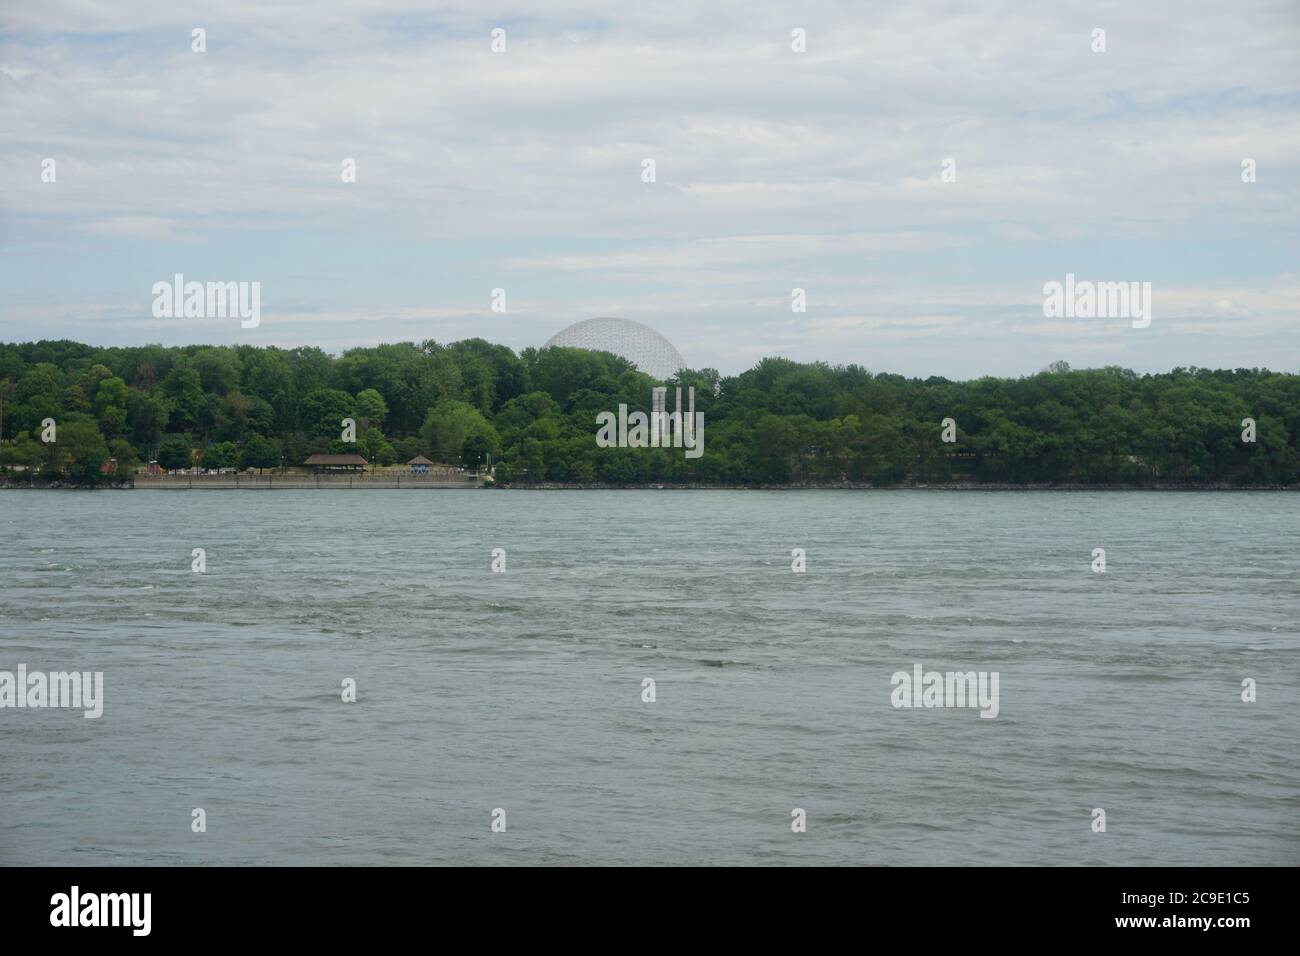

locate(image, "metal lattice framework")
[[542, 317, 687, 381]]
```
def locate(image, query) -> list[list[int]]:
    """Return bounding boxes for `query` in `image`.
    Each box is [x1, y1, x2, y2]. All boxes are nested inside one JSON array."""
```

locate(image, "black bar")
[[0, 866, 1283, 942]]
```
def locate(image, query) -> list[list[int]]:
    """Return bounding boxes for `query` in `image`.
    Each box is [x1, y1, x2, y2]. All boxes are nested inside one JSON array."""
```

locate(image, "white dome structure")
[[542, 317, 687, 381]]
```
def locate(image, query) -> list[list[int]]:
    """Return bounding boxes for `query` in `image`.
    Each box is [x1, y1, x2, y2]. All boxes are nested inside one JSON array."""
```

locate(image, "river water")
[[1, 490, 1296, 865]]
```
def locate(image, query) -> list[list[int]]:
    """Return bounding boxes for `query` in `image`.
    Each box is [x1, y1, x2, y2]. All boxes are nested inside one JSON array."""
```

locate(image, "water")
[[1, 490, 1296, 866]]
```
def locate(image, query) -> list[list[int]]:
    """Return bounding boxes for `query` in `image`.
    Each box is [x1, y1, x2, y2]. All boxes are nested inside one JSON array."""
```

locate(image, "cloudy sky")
[[2, 0, 1297, 378]]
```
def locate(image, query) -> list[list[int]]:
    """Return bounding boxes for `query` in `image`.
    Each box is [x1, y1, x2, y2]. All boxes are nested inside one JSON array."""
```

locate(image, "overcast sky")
[[2, 1, 1297, 378]]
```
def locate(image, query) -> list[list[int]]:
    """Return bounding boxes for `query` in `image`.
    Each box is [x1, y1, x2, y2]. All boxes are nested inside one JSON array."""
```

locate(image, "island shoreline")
[[4, 478, 1298, 492]]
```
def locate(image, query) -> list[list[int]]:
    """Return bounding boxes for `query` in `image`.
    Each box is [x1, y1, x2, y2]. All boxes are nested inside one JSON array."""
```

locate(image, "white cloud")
[[1, 0, 1297, 374]]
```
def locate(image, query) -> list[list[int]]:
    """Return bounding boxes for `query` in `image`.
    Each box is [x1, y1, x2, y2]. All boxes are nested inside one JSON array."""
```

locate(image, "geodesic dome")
[[542, 317, 687, 381]]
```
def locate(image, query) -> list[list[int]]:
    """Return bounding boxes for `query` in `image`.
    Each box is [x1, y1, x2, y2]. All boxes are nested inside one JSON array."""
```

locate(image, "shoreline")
[[4, 477, 1298, 491], [498, 481, 1300, 491]]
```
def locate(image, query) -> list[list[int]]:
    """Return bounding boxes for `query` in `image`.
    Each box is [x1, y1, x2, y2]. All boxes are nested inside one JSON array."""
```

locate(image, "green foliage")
[[241, 434, 281, 471], [54, 418, 110, 480], [0, 430, 46, 469], [360, 426, 396, 465], [355, 388, 389, 425], [127, 389, 170, 449], [2, 340, 1297, 485], [391, 436, 422, 463], [419, 400, 499, 466], [162, 365, 206, 432], [93, 376, 129, 436], [156, 434, 193, 470], [201, 441, 239, 469], [299, 388, 356, 438], [108, 438, 141, 473]]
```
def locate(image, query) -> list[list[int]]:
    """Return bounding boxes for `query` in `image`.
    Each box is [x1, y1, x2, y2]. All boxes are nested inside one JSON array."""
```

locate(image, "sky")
[[2, 0, 1298, 379]]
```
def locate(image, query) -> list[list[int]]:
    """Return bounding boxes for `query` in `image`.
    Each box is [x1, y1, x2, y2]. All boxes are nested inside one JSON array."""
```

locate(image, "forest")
[[1, 339, 1297, 486]]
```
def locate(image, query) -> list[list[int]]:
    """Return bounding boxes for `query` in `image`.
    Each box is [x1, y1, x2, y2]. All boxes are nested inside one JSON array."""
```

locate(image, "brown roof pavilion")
[[407, 455, 435, 466]]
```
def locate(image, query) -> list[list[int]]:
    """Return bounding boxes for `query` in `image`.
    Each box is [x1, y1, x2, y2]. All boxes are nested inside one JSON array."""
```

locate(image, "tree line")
[[1, 340, 1297, 485]]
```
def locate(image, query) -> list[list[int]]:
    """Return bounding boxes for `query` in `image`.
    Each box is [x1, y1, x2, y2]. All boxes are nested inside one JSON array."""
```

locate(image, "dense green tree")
[[191, 347, 242, 395], [391, 436, 422, 463], [462, 432, 493, 470], [108, 438, 141, 473], [2, 339, 1297, 486], [201, 442, 239, 469], [127, 390, 170, 449], [53, 419, 110, 480], [0, 430, 45, 470], [449, 338, 527, 411], [213, 390, 266, 442], [93, 376, 129, 436], [244, 348, 296, 432], [355, 388, 389, 425], [419, 400, 499, 465], [157, 434, 193, 470], [299, 388, 356, 439], [359, 426, 396, 466], [162, 366, 207, 433], [240, 434, 281, 471]]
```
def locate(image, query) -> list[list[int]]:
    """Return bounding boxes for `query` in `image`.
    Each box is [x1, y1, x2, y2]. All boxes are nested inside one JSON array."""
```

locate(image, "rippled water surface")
[[1, 490, 1297, 865]]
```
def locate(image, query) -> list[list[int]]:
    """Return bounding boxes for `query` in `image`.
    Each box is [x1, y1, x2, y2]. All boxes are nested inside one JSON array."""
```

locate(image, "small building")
[[408, 454, 434, 476], [99, 458, 118, 475], [303, 453, 369, 473]]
